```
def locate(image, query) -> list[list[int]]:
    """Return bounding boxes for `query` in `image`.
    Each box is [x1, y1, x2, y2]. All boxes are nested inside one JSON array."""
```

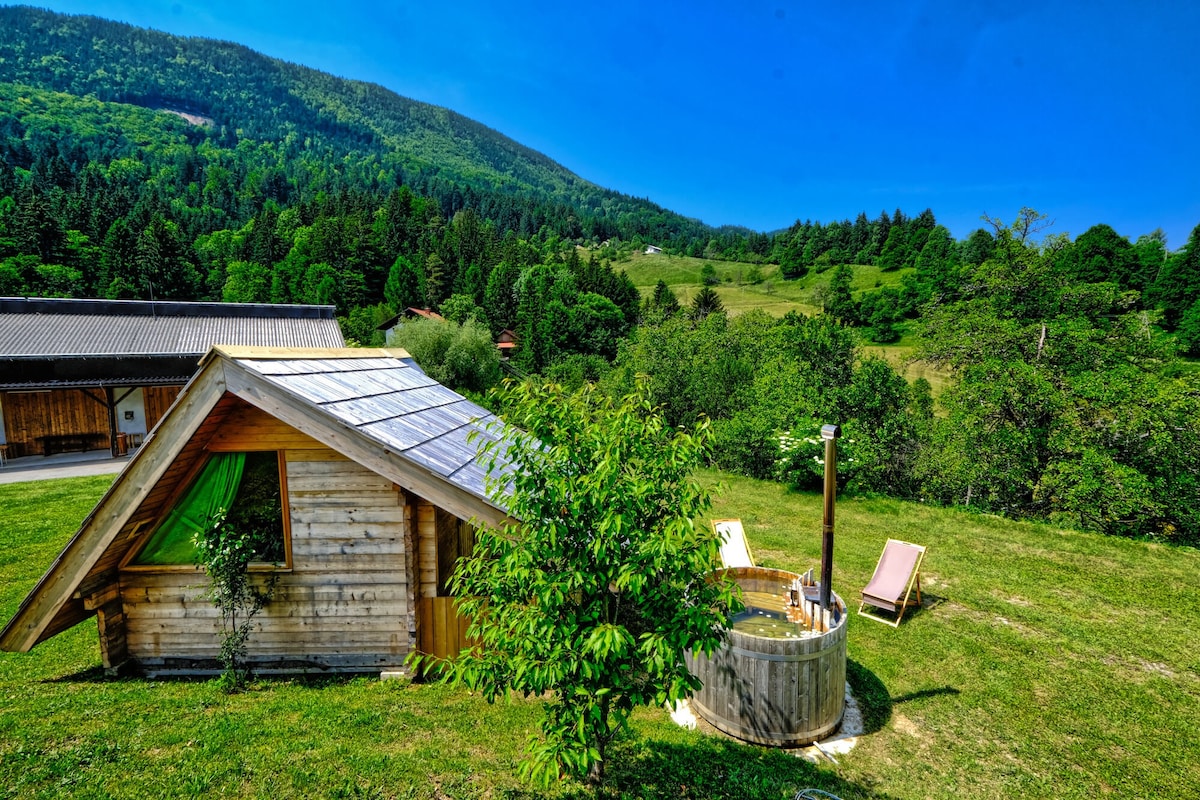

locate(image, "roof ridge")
[[0, 297, 337, 318]]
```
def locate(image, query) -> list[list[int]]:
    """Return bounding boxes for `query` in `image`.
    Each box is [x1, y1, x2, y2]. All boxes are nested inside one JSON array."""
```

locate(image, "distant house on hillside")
[[379, 311, 517, 360], [496, 329, 518, 360], [377, 307, 447, 342], [645, 245, 664, 255], [0, 297, 343, 460], [0, 346, 513, 677]]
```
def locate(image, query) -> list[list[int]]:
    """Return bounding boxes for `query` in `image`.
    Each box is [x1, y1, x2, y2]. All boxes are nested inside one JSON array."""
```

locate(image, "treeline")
[[769, 208, 1200, 352], [587, 210, 1199, 544]]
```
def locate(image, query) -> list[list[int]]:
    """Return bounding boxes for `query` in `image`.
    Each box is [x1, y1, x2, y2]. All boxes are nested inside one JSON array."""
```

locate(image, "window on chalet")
[[131, 451, 287, 567]]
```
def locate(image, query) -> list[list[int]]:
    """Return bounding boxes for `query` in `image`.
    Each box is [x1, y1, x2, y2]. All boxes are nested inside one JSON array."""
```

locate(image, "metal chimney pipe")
[[819, 424, 841, 610]]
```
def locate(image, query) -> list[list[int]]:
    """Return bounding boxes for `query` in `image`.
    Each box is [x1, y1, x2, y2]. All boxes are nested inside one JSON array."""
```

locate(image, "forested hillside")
[[0, 6, 733, 246], [0, 7, 1197, 544]]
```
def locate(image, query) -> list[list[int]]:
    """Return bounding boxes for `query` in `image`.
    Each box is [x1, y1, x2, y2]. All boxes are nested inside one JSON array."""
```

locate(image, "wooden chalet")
[[496, 329, 518, 360], [0, 297, 344, 460], [0, 346, 511, 677]]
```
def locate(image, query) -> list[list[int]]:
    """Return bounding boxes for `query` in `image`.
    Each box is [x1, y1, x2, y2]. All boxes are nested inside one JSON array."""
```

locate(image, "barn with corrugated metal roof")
[[0, 346, 510, 676], [0, 297, 344, 460]]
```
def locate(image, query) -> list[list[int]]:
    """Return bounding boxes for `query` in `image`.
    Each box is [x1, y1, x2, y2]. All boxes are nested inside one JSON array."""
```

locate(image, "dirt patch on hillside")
[[158, 107, 214, 127]]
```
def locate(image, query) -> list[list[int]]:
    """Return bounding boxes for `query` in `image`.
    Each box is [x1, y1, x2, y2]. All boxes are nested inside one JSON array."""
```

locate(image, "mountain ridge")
[[0, 4, 729, 239]]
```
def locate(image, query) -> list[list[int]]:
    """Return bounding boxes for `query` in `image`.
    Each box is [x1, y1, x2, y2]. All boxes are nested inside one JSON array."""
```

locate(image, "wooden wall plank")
[[285, 449, 351, 463], [415, 597, 472, 661], [119, 444, 414, 670], [143, 386, 183, 433], [206, 404, 323, 451]]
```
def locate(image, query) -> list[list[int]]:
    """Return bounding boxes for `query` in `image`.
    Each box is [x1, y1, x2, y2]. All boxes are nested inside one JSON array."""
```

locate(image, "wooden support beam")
[[95, 599, 128, 672], [77, 387, 109, 409], [78, 581, 120, 611], [403, 490, 419, 651], [106, 386, 119, 457]]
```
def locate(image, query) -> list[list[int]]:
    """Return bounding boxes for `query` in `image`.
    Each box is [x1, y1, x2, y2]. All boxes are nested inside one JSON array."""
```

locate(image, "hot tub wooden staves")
[[685, 566, 847, 747]]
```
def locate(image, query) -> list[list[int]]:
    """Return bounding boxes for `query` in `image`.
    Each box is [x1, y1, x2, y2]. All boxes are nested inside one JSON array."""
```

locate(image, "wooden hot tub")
[[686, 566, 847, 746]]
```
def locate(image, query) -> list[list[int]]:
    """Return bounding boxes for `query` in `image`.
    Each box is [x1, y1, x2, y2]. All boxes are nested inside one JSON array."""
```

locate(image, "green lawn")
[[858, 339, 953, 398], [2, 474, 1198, 799], [619, 252, 910, 316]]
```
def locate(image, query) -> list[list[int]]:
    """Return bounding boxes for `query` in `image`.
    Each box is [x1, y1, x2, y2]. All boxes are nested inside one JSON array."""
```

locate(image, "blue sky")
[[26, 1, 1200, 248]]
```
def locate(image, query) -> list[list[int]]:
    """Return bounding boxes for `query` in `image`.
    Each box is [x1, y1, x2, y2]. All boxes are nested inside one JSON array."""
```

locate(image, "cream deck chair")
[[712, 518, 754, 569], [859, 539, 926, 627]]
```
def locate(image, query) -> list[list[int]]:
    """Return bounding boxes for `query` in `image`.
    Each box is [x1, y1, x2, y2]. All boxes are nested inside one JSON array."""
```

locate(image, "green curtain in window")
[[133, 452, 246, 565]]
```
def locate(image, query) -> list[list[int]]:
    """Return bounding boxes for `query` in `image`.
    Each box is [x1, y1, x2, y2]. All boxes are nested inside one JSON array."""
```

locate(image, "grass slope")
[[620, 251, 898, 318], [706, 471, 1200, 799], [2, 474, 1197, 799], [619, 251, 953, 392]]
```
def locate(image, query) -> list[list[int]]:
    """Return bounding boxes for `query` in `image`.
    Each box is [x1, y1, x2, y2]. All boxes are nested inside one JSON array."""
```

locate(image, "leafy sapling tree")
[[427, 382, 739, 786], [193, 511, 278, 691]]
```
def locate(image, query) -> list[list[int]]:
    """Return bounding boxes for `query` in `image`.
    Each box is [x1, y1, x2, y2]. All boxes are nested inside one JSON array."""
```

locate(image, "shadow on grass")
[[499, 734, 900, 800], [914, 592, 947, 615], [42, 664, 371, 690], [42, 665, 119, 683], [846, 659, 891, 735], [846, 658, 960, 734], [892, 686, 959, 704]]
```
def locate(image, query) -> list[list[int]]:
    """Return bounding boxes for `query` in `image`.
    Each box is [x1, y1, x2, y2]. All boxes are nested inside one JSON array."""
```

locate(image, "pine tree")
[[384, 254, 426, 311], [690, 286, 724, 320], [651, 279, 680, 315], [877, 226, 906, 272], [823, 263, 857, 324], [484, 259, 522, 334], [424, 252, 447, 309], [1149, 223, 1200, 329]]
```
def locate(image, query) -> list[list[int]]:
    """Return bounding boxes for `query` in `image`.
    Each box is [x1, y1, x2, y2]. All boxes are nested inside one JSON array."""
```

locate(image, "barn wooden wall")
[[143, 386, 182, 432], [0, 389, 109, 457], [0, 384, 182, 457], [119, 407, 416, 674]]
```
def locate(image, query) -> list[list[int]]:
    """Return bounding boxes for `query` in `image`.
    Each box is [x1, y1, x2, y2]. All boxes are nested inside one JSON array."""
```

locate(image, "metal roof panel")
[[0, 310, 345, 357], [235, 354, 511, 511]]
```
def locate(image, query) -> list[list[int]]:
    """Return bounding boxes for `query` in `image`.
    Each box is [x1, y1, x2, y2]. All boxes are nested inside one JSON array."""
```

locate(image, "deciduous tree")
[[429, 382, 737, 785]]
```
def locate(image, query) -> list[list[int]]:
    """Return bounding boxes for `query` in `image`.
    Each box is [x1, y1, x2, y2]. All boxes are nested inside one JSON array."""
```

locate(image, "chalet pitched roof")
[[0, 346, 514, 654], [376, 307, 446, 331], [222, 347, 506, 502], [0, 297, 344, 359]]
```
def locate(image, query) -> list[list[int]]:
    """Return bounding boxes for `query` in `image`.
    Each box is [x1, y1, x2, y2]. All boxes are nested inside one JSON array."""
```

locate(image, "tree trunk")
[[585, 694, 610, 785]]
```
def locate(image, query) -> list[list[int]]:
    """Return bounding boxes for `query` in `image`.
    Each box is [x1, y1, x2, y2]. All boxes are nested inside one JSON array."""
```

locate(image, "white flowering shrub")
[[775, 420, 859, 492]]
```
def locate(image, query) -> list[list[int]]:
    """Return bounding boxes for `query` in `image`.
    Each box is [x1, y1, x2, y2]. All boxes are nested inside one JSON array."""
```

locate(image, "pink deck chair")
[[859, 539, 926, 627]]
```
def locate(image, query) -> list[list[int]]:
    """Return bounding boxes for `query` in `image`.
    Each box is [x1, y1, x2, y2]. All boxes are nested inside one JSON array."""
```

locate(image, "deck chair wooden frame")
[[859, 539, 926, 627], [712, 518, 754, 569]]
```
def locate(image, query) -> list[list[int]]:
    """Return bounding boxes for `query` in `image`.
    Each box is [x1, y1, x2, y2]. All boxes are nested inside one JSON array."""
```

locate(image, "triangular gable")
[[0, 347, 512, 654]]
